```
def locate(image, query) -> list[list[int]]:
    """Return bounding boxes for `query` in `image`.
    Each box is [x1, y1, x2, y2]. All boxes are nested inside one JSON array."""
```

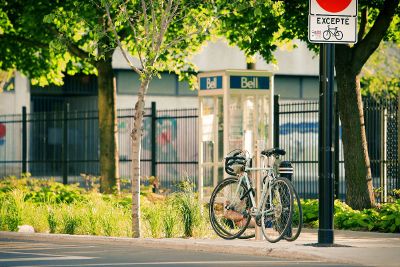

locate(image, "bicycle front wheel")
[[261, 177, 293, 243], [209, 177, 252, 239], [283, 182, 303, 242]]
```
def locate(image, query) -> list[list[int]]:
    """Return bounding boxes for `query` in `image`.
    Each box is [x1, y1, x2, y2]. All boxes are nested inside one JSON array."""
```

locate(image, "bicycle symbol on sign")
[[323, 25, 343, 40]]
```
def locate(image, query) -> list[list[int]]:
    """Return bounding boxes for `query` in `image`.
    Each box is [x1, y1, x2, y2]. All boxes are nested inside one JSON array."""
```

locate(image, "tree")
[[218, 0, 400, 209], [0, 0, 120, 194], [102, 0, 215, 237], [280, 0, 399, 210]]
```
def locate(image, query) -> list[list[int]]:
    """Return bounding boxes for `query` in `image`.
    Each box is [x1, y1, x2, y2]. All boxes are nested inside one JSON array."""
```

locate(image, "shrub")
[[61, 206, 81, 235], [377, 199, 400, 233], [163, 199, 179, 238], [301, 199, 400, 233], [0, 190, 24, 231], [301, 199, 319, 225], [47, 207, 57, 233], [142, 202, 163, 238], [172, 179, 201, 238]]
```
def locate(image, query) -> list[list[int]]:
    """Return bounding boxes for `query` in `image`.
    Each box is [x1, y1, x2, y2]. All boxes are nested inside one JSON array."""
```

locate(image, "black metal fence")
[[0, 103, 198, 192], [275, 96, 399, 202], [0, 96, 398, 200]]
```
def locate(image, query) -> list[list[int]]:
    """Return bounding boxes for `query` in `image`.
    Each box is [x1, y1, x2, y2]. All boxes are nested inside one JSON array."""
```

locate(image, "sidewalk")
[[1, 229, 399, 266]]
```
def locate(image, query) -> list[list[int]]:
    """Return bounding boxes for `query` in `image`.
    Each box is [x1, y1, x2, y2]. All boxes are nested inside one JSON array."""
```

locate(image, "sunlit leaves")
[[361, 42, 400, 99], [215, 0, 283, 63]]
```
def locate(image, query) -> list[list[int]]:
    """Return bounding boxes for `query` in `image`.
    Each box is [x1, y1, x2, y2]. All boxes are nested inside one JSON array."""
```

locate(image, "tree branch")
[[120, 1, 145, 68], [357, 8, 368, 41], [104, 0, 142, 75], [352, 0, 400, 73], [0, 33, 49, 50]]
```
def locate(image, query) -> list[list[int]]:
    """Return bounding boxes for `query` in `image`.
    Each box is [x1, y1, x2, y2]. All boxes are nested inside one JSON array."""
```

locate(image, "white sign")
[[310, 0, 357, 17], [309, 15, 357, 43], [308, 0, 358, 44]]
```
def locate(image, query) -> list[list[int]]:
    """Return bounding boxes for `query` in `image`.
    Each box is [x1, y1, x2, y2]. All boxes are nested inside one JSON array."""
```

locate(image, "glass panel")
[[201, 97, 214, 163], [244, 96, 255, 156], [202, 165, 214, 198], [201, 97, 214, 142], [228, 95, 243, 151], [258, 96, 269, 143], [202, 141, 214, 163], [217, 97, 224, 161]]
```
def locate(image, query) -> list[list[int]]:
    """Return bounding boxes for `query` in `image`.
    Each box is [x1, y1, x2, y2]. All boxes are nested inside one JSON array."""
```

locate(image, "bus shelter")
[[197, 70, 274, 200]]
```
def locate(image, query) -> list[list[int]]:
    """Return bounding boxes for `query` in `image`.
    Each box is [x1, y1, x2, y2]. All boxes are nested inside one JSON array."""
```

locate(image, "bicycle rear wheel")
[[209, 177, 252, 239], [261, 177, 293, 243], [283, 182, 303, 242]]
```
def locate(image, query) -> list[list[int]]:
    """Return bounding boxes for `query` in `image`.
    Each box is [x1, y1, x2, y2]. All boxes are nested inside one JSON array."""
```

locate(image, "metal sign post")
[[318, 43, 335, 244], [309, 0, 358, 245]]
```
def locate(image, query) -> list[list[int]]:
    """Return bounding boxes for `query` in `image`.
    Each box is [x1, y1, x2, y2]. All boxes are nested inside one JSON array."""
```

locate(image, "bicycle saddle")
[[261, 148, 286, 157]]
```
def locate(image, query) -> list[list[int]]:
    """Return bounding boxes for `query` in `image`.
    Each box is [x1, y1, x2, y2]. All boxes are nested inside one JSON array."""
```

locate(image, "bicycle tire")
[[283, 181, 303, 242], [260, 177, 293, 243], [335, 31, 343, 40], [209, 177, 252, 239], [323, 30, 331, 40]]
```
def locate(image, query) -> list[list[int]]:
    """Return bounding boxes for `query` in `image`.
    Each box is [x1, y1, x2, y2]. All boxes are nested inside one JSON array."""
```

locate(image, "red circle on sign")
[[316, 0, 352, 13], [0, 124, 5, 138]]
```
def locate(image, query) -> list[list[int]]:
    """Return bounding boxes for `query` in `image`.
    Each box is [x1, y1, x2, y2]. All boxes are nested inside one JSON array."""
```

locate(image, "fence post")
[[274, 95, 280, 148], [398, 94, 400, 189], [22, 106, 27, 173], [62, 102, 69, 185], [380, 106, 387, 202], [151, 102, 157, 178], [334, 92, 339, 199]]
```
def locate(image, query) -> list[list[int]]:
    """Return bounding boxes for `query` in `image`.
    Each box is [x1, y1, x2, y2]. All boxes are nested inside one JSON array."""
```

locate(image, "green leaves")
[[216, 0, 283, 63], [301, 199, 400, 233]]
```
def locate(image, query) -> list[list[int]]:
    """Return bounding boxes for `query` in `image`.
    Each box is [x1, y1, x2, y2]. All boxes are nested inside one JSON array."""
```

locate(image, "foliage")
[[1, 1, 121, 194], [301, 199, 319, 224], [47, 208, 57, 233], [0, 190, 24, 231], [2, 177, 399, 236], [301, 199, 400, 233], [163, 202, 178, 238], [361, 42, 400, 99], [0, 175, 84, 204], [215, 0, 283, 63], [142, 201, 164, 238], [0, 0, 96, 85], [172, 178, 201, 237], [61, 206, 81, 235]]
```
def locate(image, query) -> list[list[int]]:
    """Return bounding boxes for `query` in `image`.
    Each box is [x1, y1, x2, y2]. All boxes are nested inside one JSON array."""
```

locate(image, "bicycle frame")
[[231, 155, 278, 218]]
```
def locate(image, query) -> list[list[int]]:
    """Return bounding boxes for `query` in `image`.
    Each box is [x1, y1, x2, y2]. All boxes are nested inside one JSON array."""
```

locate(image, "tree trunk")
[[335, 47, 375, 209], [131, 76, 151, 238], [97, 59, 120, 194]]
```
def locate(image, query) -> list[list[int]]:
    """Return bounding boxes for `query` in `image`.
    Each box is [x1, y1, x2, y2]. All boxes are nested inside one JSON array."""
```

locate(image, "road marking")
[[1, 250, 80, 257], [0, 256, 94, 262], [0, 250, 95, 262], [0, 245, 97, 251], [15, 260, 323, 266]]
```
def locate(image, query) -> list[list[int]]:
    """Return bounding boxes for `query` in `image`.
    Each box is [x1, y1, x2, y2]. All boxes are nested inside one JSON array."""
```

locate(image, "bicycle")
[[209, 148, 303, 243], [323, 26, 343, 40]]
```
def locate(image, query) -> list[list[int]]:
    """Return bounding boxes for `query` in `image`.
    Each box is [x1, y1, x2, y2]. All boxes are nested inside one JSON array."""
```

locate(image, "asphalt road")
[[0, 237, 362, 267]]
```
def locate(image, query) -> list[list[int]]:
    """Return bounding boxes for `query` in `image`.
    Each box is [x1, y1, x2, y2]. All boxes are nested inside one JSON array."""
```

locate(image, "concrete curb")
[[0, 231, 347, 264]]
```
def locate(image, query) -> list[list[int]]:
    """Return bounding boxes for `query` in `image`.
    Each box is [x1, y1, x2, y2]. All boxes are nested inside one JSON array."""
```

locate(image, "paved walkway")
[[1, 229, 399, 267]]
